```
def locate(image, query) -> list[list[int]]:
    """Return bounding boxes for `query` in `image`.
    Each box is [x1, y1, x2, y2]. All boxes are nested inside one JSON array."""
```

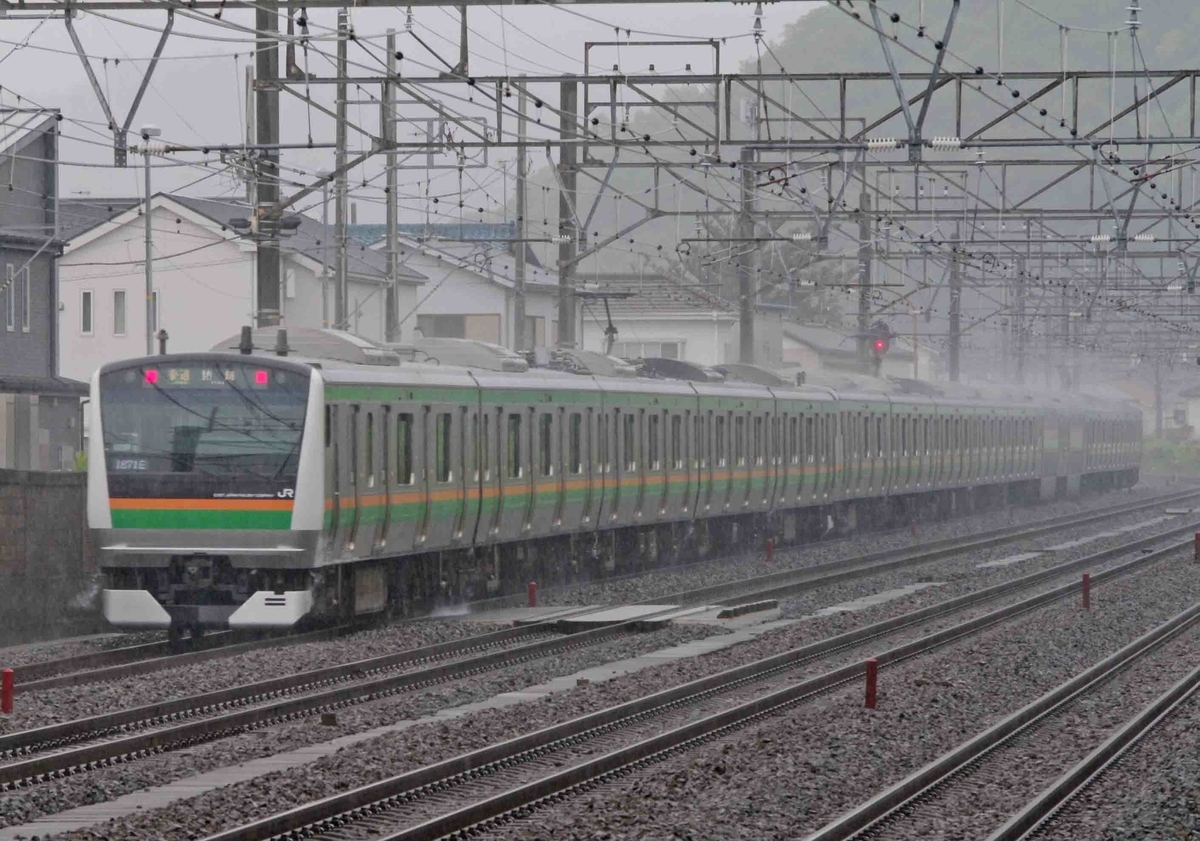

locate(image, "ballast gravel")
[[1035, 675, 1200, 840], [0, 619, 508, 733], [471, 551, 1200, 841], [39, 546, 1200, 841], [0, 623, 722, 831], [0, 632, 161, 670]]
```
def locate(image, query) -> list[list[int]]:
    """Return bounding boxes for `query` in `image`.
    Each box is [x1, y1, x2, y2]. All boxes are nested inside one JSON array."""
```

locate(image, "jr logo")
[[277, 488, 295, 499]]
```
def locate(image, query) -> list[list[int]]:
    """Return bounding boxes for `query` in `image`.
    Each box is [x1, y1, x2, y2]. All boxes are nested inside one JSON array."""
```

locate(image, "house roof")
[[0, 109, 57, 158], [576, 268, 734, 319], [0, 374, 88, 397], [59, 195, 426, 283]]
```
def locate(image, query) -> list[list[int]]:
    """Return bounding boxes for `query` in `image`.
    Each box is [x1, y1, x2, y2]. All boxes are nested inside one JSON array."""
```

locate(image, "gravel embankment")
[[470, 551, 1200, 841], [1036, 680, 1200, 840], [530, 485, 1175, 607], [0, 632, 160, 670], [0, 620, 508, 733], [42, 546, 1200, 841], [0, 623, 723, 831]]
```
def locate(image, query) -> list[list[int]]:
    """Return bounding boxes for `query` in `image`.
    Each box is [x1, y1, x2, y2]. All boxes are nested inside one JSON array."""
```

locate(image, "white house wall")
[[59, 205, 255, 381], [391, 251, 557, 347], [59, 202, 398, 381], [580, 315, 736, 367]]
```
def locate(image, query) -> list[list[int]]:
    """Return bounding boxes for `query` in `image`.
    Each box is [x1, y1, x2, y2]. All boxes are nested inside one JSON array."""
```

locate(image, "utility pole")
[[254, 1, 281, 327], [857, 184, 872, 370], [513, 78, 528, 352], [383, 29, 399, 342], [556, 80, 578, 349], [334, 9, 348, 331], [948, 224, 962, 382], [738, 147, 756, 364], [140, 125, 160, 356]]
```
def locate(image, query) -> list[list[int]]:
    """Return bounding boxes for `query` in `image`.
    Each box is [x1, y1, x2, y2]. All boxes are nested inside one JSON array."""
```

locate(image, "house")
[[57, 194, 425, 383], [0, 108, 87, 471], [574, 264, 782, 367], [353, 223, 560, 350], [782, 322, 937, 380]]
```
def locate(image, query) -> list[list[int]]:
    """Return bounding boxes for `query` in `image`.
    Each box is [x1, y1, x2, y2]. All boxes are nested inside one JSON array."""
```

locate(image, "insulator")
[[144, 141, 168, 155], [865, 138, 902, 151], [1090, 234, 1112, 244], [928, 136, 963, 150], [790, 232, 813, 242], [1132, 233, 1156, 243]]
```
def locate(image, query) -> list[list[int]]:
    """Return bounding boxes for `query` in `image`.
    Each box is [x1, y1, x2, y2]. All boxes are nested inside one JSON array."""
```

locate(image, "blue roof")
[[348, 222, 516, 246]]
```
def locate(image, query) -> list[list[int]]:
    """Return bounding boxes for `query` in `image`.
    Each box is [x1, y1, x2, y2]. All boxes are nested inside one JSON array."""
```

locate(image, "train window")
[[599, 414, 610, 473], [735, 416, 746, 466], [862, 415, 870, 458], [507, 414, 522, 478], [790, 416, 799, 465], [396, 413, 413, 484], [381, 409, 390, 489], [569, 413, 582, 474], [366, 412, 375, 488], [753, 416, 763, 466], [671, 414, 683, 469], [436, 413, 452, 482], [538, 413, 553, 477], [481, 414, 491, 480], [876, 417, 884, 459], [623, 413, 636, 471], [325, 405, 332, 448], [349, 406, 359, 488], [900, 418, 908, 455], [694, 414, 705, 469], [805, 416, 815, 463], [648, 413, 661, 470], [470, 413, 479, 480], [716, 415, 727, 467]]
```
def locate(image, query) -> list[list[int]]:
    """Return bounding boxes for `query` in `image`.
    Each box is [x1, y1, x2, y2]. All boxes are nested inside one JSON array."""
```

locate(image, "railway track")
[[806, 603, 1200, 840], [10, 486, 1197, 695], [197, 520, 1200, 841], [3, 489, 1195, 795], [988, 646, 1200, 840], [0, 619, 645, 791]]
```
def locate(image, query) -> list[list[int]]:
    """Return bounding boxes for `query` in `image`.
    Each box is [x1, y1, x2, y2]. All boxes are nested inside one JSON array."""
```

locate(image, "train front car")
[[88, 354, 326, 637]]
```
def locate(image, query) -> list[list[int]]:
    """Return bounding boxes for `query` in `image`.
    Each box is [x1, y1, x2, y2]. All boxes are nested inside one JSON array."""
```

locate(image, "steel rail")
[[808, 604, 1200, 840], [988, 660, 1200, 840], [0, 619, 644, 790], [200, 524, 1200, 841], [648, 486, 1200, 609]]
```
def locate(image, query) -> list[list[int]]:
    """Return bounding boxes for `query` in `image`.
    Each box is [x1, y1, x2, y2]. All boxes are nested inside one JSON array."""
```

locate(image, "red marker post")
[[527, 581, 538, 608], [1, 668, 12, 715], [864, 658, 878, 709], [1082, 573, 1091, 611], [765, 538, 774, 563]]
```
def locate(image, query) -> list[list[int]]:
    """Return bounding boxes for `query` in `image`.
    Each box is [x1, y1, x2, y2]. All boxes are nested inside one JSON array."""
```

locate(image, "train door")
[[778, 412, 790, 505], [378, 407, 393, 549], [694, 411, 709, 513], [345, 404, 361, 551], [356, 407, 380, 552]]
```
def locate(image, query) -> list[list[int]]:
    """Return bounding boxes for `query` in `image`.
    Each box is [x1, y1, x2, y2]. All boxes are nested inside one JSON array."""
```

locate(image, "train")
[[88, 327, 1143, 637]]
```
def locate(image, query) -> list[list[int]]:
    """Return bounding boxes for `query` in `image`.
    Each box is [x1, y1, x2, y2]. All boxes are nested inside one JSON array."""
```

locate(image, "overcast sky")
[[0, 2, 819, 221]]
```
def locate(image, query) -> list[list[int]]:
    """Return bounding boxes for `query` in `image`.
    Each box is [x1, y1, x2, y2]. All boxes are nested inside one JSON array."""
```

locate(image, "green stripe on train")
[[111, 509, 295, 530]]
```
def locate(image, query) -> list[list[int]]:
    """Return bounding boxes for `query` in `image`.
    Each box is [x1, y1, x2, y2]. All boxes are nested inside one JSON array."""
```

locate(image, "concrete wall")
[[0, 469, 98, 643]]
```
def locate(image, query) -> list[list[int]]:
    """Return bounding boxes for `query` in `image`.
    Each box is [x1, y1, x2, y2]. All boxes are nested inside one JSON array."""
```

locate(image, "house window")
[[81, 290, 94, 335], [20, 268, 29, 332], [521, 316, 546, 351], [416, 313, 501, 344], [610, 340, 682, 360], [4, 265, 12, 332], [113, 290, 127, 336]]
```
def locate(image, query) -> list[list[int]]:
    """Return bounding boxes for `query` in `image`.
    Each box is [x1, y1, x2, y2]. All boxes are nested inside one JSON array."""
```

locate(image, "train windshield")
[[99, 361, 310, 497]]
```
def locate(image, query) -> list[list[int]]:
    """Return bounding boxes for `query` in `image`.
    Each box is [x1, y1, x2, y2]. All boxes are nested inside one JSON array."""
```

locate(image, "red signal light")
[[254, 369, 269, 385], [874, 340, 886, 352], [144, 369, 159, 384]]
